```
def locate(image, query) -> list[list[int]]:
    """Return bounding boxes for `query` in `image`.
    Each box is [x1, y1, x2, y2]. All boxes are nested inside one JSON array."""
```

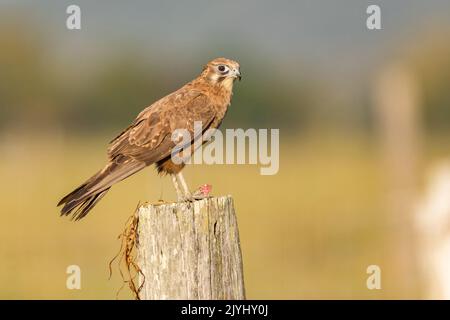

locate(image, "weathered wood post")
[[373, 63, 422, 297], [136, 195, 245, 300]]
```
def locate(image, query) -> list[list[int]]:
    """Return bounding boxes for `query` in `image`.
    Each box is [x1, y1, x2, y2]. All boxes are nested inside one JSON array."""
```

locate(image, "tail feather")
[[57, 157, 146, 220], [58, 175, 109, 220], [70, 188, 110, 221], [57, 183, 88, 208]]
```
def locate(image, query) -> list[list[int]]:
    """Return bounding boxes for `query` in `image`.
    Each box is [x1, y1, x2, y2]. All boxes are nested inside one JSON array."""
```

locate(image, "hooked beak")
[[234, 68, 242, 81]]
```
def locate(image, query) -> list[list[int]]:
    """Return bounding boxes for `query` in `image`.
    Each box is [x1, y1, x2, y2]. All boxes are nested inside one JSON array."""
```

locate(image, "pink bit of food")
[[199, 184, 212, 196]]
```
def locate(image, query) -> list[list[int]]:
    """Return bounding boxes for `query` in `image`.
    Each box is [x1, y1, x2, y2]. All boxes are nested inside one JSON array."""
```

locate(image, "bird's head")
[[201, 57, 241, 90]]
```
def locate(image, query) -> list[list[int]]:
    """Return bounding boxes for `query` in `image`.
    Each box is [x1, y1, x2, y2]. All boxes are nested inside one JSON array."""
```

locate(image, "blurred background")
[[1, 0, 450, 299]]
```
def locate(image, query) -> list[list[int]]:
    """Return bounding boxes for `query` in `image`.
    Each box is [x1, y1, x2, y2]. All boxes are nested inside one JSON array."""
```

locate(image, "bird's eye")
[[218, 65, 228, 73]]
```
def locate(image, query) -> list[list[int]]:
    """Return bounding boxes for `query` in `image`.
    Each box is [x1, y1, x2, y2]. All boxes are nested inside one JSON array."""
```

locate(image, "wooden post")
[[136, 195, 245, 300], [373, 63, 422, 297]]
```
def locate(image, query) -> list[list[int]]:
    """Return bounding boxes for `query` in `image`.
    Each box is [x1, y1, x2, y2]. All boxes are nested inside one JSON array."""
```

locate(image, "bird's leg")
[[176, 171, 193, 200], [171, 174, 185, 201]]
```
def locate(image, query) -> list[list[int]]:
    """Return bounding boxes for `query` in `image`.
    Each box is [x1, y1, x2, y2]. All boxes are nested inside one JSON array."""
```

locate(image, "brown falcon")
[[57, 57, 241, 220]]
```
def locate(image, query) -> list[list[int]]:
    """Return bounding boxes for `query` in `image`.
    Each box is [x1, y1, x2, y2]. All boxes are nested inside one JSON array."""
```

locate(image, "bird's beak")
[[234, 68, 242, 81]]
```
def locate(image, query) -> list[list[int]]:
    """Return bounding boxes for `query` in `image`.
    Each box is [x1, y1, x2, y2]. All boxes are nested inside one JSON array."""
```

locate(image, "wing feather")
[[106, 87, 216, 165]]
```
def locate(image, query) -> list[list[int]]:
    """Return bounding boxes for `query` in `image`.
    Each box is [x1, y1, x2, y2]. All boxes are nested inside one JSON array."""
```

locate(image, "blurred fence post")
[[136, 195, 246, 300], [373, 63, 422, 297], [416, 162, 450, 299]]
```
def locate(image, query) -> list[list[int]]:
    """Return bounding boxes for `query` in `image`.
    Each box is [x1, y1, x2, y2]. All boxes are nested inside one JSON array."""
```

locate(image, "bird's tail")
[[57, 170, 111, 221], [57, 157, 145, 220]]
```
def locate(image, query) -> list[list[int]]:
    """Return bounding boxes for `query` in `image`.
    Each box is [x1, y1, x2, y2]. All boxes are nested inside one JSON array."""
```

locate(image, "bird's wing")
[[107, 88, 216, 165]]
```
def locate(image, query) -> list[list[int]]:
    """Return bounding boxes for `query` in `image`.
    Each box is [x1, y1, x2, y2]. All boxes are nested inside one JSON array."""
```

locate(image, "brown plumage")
[[57, 57, 241, 220]]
